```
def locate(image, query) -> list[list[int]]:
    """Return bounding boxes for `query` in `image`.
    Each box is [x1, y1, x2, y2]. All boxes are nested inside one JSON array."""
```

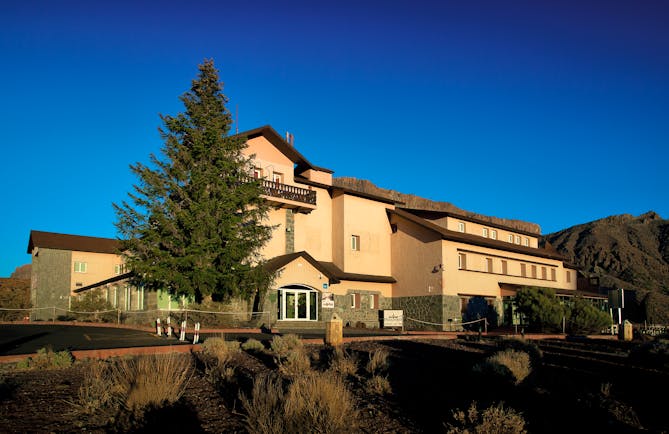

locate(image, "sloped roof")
[[27, 230, 121, 255], [237, 125, 333, 174], [264, 251, 396, 284], [388, 209, 566, 261]]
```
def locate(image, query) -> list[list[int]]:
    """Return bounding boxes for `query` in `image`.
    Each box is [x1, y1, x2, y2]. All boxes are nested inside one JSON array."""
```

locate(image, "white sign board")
[[321, 292, 335, 309], [382, 310, 403, 328]]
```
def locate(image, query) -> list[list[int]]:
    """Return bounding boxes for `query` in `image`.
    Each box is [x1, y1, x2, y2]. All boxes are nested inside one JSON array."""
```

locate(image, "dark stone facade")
[[31, 248, 72, 321]]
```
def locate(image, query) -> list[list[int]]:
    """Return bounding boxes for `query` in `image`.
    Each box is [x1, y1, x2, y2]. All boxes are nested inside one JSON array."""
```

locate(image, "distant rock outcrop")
[[10, 264, 31, 280], [333, 177, 541, 234], [543, 211, 669, 294]]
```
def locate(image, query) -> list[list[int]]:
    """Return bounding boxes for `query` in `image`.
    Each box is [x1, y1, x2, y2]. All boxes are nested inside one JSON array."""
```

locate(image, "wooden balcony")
[[259, 179, 317, 213]]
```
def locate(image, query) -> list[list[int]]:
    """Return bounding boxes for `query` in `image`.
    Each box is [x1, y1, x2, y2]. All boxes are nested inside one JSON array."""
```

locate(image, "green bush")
[[16, 346, 73, 370], [70, 291, 116, 322], [566, 297, 611, 335], [514, 287, 565, 333]]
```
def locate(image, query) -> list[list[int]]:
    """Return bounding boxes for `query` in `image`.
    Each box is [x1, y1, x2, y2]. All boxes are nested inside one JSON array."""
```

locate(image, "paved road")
[[0, 324, 404, 356], [0, 324, 193, 356]]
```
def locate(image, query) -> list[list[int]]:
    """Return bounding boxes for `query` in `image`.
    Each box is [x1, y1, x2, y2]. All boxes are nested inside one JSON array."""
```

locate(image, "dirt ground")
[[0, 337, 667, 433]]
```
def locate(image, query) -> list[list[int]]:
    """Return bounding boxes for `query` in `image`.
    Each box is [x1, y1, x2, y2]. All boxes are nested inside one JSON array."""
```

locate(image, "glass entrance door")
[[279, 287, 318, 321]]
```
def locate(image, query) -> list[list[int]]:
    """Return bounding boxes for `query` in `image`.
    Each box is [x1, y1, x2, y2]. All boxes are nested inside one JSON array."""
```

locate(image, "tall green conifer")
[[114, 59, 274, 302]]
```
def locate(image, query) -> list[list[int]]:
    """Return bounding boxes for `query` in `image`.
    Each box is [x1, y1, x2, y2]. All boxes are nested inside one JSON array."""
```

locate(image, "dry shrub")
[[278, 349, 312, 378], [474, 349, 531, 385], [270, 334, 303, 359], [112, 353, 193, 413], [366, 347, 389, 375], [445, 401, 527, 434], [242, 371, 358, 434], [365, 374, 392, 396], [201, 336, 240, 366], [71, 360, 117, 414], [329, 348, 358, 378], [16, 346, 73, 370], [240, 374, 287, 434], [241, 338, 266, 352], [497, 337, 543, 367]]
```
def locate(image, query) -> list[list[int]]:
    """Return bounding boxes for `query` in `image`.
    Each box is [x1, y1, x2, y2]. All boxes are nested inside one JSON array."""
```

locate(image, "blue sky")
[[1, 0, 667, 277]]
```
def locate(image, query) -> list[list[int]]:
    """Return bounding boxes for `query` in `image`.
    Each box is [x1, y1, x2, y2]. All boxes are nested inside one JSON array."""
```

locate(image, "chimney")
[[286, 131, 294, 146]]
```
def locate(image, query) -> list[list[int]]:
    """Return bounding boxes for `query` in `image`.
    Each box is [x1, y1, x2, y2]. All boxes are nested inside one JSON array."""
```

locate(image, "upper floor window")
[[458, 253, 467, 270], [253, 167, 263, 178], [482, 228, 489, 238], [491, 230, 497, 240], [485, 257, 493, 273], [272, 172, 283, 184], [508, 234, 513, 243], [501, 260, 508, 275], [515, 235, 521, 244], [551, 268, 557, 281], [523, 237, 530, 247], [566, 271, 571, 283], [531, 265, 537, 278], [74, 261, 87, 273], [114, 264, 126, 275], [351, 235, 360, 251], [458, 222, 465, 233], [541, 266, 547, 280], [520, 263, 527, 277]]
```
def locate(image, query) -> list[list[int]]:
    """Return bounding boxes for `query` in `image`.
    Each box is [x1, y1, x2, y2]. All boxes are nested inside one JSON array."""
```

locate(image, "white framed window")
[[491, 230, 497, 240], [515, 235, 521, 244], [272, 172, 283, 184], [482, 228, 489, 238], [370, 294, 379, 309], [523, 237, 529, 247], [351, 235, 360, 251], [253, 167, 263, 178], [114, 264, 126, 275], [351, 293, 361, 309], [458, 222, 465, 233], [74, 261, 87, 273], [458, 253, 467, 270], [508, 234, 513, 243]]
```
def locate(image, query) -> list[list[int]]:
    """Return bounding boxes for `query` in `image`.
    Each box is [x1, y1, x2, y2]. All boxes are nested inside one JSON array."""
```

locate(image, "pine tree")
[[114, 59, 274, 302]]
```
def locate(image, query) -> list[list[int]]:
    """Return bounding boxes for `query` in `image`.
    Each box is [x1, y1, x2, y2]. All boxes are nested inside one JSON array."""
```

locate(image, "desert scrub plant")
[[328, 347, 358, 378], [365, 374, 392, 396], [111, 353, 193, 414], [16, 346, 73, 370], [365, 347, 390, 376], [497, 336, 543, 367], [269, 333, 303, 359], [200, 336, 240, 366], [241, 337, 266, 352], [242, 371, 358, 434], [445, 401, 527, 434], [70, 359, 118, 415], [473, 349, 531, 385]]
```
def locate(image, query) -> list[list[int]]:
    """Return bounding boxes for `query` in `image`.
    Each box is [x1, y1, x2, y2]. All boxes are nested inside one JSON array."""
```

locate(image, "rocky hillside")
[[543, 211, 669, 295]]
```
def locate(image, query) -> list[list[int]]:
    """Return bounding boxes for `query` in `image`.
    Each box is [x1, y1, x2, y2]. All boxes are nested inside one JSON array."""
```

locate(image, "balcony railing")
[[260, 179, 316, 205]]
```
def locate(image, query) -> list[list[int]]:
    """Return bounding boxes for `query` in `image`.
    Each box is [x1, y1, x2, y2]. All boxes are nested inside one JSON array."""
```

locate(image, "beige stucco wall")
[[444, 216, 538, 248], [390, 217, 444, 298], [261, 208, 289, 259], [441, 240, 577, 299], [293, 186, 333, 261], [272, 258, 327, 291], [245, 136, 295, 184], [299, 169, 332, 186], [333, 193, 393, 276], [70, 251, 125, 294]]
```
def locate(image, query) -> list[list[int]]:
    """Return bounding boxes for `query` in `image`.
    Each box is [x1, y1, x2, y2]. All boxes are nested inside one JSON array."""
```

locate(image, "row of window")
[[73, 262, 126, 275], [457, 222, 531, 246], [253, 167, 284, 184], [457, 253, 570, 282]]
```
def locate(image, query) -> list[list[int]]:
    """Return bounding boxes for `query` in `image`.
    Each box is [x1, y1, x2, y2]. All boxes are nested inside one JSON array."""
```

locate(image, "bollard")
[[166, 316, 172, 337], [193, 322, 200, 344], [179, 320, 187, 341], [325, 313, 343, 346], [156, 318, 162, 336]]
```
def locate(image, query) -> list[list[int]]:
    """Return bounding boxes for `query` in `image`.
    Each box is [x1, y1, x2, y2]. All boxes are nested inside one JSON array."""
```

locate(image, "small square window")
[[515, 235, 521, 244], [482, 228, 488, 238], [523, 238, 529, 247], [74, 261, 87, 273], [458, 222, 465, 233], [491, 230, 497, 240], [272, 172, 283, 183], [508, 234, 513, 243], [351, 235, 360, 251]]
